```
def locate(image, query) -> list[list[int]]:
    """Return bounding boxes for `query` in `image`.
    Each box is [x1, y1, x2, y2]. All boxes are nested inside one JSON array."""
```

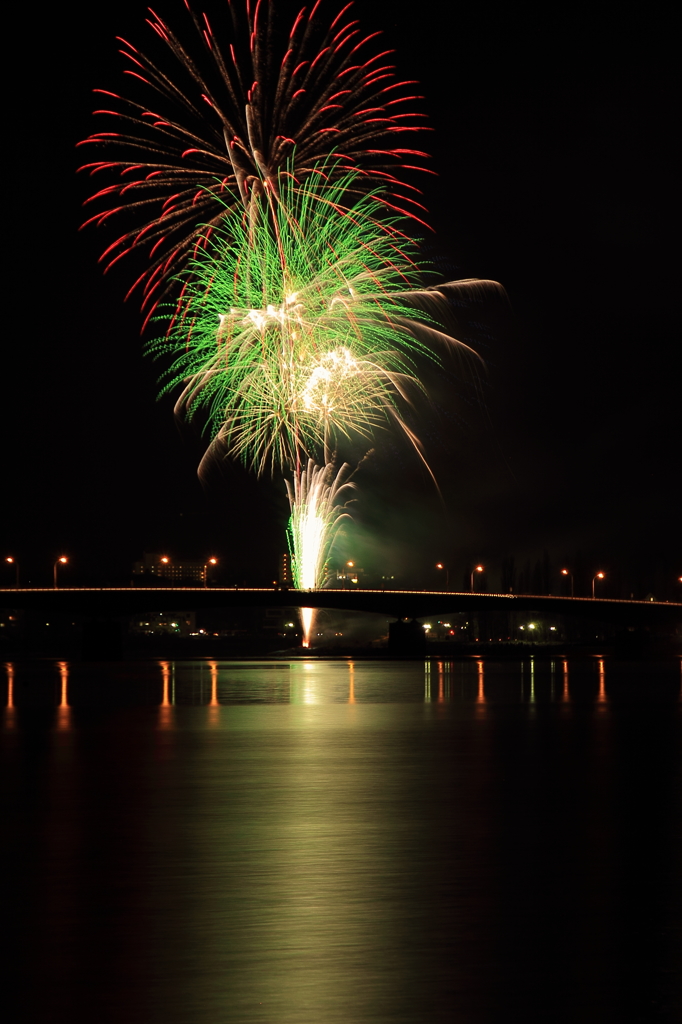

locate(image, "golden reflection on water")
[[56, 661, 70, 731], [289, 661, 320, 704], [562, 659, 570, 702], [208, 661, 219, 705], [208, 660, 220, 725], [348, 661, 355, 704], [597, 658, 607, 710], [476, 659, 486, 706], [5, 662, 15, 726], [159, 660, 174, 728]]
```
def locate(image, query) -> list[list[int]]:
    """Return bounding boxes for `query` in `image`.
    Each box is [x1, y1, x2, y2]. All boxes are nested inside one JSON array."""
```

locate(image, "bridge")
[[2, 587, 680, 627]]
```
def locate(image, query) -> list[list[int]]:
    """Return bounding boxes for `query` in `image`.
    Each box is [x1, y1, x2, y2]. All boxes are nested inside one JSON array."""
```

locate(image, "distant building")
[[331, 561, 364, 587], [132, 552, 214, 584], [279, 552, 292, 586]]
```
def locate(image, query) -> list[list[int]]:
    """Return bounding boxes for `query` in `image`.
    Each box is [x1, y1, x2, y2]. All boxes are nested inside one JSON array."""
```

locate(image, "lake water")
[[3, 657, 681, 1023]]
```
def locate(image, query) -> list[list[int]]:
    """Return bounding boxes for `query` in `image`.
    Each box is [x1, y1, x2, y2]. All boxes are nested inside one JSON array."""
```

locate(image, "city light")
[[436, 562, 449, 588], [592, 571, 605, 598], [4, 557, 19, 587], [561, 568, 574, 596], [53, 556, 68, 589], [203, 557, 218, 587]]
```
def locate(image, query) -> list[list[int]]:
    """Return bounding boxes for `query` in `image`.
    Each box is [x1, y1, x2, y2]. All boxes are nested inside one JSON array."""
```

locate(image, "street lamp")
[[53, 556, 68, 588], [470, 565, 484, 593], [436, 563, 449, 589], [592, 571, 605, 598], [561, 568, 574, 597], [204, 557, 218, 587], [341, 561, 354, 589], [5, 556, 19, 587]]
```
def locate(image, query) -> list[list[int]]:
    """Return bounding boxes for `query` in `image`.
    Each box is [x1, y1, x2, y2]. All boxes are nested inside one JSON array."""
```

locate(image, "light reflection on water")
[[7, 655, 681, 715], [26, 656, 613, 710], [0, 654, 656, 735], [2, 656, 681, 1024]]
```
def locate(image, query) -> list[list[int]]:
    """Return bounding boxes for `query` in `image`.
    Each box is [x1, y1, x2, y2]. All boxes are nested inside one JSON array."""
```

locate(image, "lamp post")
[[470, 565, 484, 593], [5, 556, 19, 587], [560, 568, 574, 597], [436, 563, 449, 589], [53, 556, 68, 589], [204, 557, 218, 587], [592, 571, 605, 598]]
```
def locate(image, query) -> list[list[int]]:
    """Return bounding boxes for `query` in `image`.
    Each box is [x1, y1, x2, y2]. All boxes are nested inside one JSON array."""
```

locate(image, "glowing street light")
[[5, 556, 19, 587], [470, 565, 484, 593], [436, 562, 449, 589], [53, 556, 68, 589], [339, 561, 355, 590], [204, 557, 218, 587], [560, 568, 574, 597], [592, 571, 605, 598]]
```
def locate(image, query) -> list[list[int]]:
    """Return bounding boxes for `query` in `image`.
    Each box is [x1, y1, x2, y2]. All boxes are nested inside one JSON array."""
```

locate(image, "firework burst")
[[78, 0, 432, 321], [148, 166, 484, 478]]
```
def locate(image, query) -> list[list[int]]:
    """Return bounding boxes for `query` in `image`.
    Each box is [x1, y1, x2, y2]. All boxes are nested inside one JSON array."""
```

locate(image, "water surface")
[[3, 657, 681, 1023]]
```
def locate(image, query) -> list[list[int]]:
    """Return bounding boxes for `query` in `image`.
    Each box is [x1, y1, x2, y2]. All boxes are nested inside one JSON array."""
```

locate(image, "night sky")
[[3, 0, 679, 596]]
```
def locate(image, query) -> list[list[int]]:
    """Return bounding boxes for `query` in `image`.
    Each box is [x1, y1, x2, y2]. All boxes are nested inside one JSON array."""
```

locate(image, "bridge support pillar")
[[81, 620, 123, 661], [388, 618, 426, 656]]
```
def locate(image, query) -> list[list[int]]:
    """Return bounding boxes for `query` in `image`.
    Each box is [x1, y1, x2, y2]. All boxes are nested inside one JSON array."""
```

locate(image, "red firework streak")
[[78, 0, 434, 324]]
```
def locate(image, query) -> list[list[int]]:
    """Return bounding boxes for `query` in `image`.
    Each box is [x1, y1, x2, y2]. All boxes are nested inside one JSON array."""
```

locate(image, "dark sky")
[[3, 0, 679, 595]]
